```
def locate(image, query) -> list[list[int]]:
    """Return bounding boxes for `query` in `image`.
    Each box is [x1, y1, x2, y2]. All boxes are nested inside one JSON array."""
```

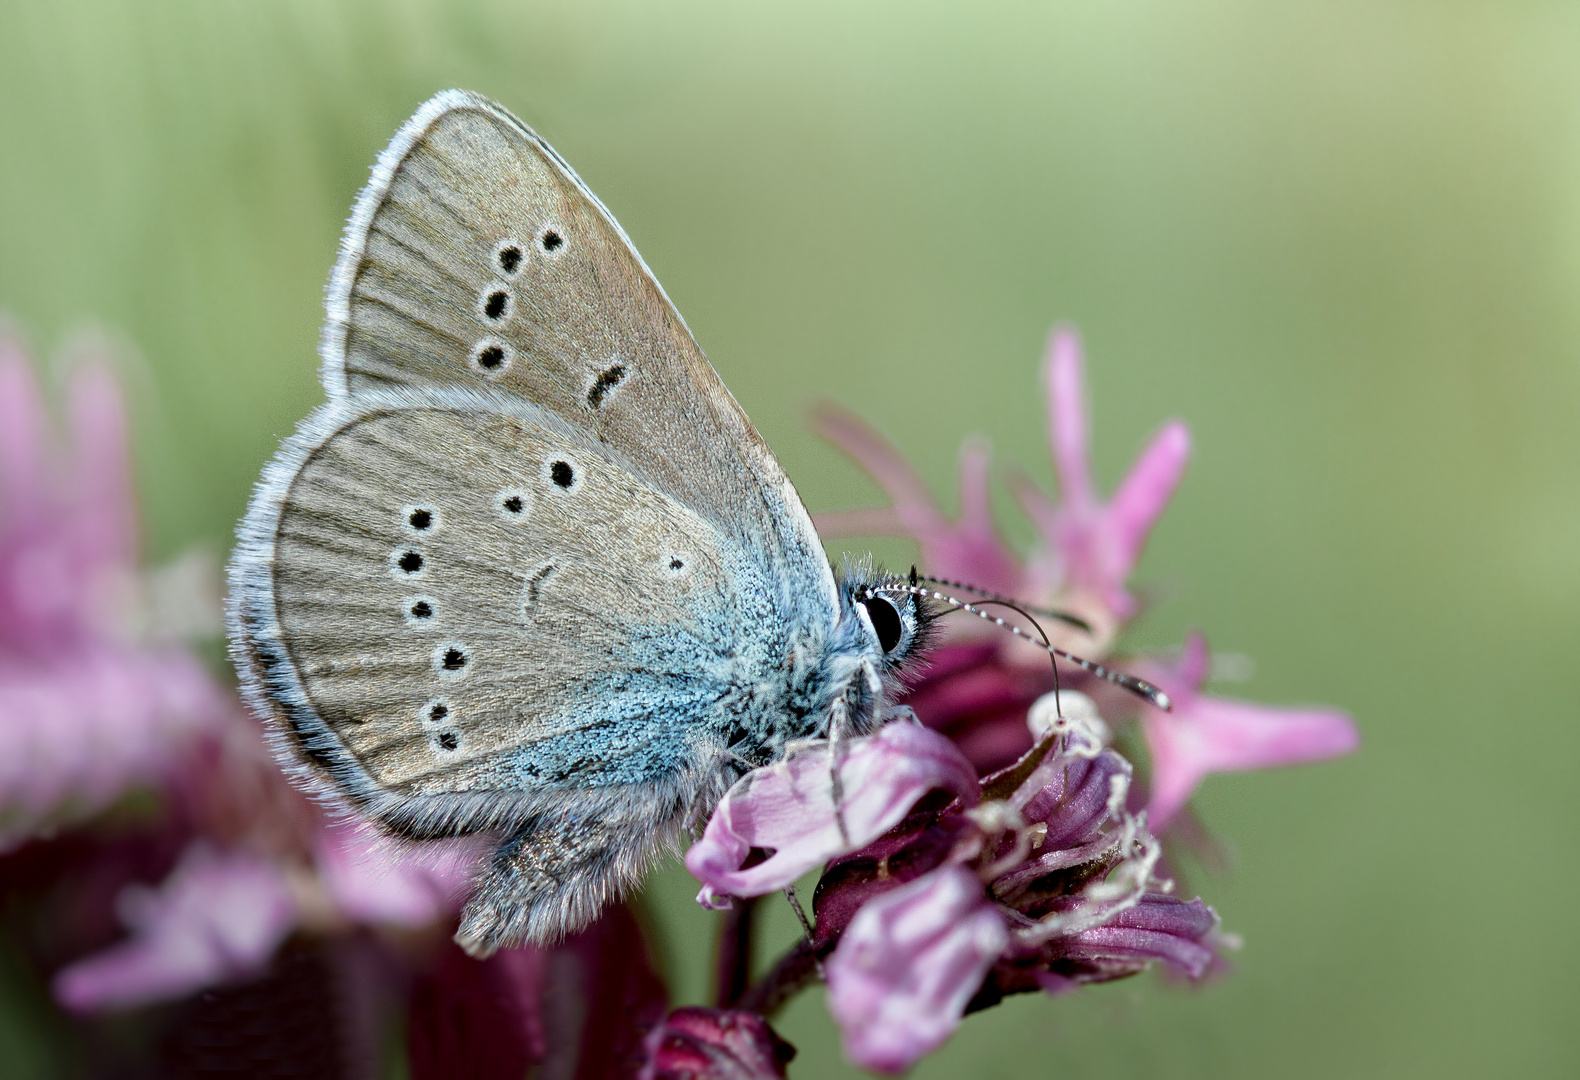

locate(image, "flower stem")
[[713, 895, 759, 1007], [736, 940, 823, 1017]]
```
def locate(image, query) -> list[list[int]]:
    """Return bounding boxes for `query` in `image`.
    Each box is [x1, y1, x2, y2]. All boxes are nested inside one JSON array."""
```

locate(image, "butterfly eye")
[[859, 595, 904, 654]]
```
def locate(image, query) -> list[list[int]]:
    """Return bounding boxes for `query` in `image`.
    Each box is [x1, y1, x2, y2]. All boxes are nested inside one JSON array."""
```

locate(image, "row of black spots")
[[420, 698, 461, 754]]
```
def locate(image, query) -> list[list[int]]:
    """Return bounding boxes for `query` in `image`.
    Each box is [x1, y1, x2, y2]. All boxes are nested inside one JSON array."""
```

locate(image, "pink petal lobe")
[[316, 823, 488, 927], [0, 341, 50, 521], [1044, 327, 1093, 511], [811, 404, 945, 535], [65, 360, 138, 569], [1139, 634, 1358, 827], [825, 865, 1006, 1074], [1107, 420, 1190, 572], [684, 723, 978, 902], [0, 648, 228, 845], [1144, 697, 1359, 827], [52, 843, 298, 1011]]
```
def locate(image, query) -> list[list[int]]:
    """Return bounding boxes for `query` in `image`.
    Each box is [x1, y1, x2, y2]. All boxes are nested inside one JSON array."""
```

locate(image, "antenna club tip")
[[1152, 690, 1172, 711]]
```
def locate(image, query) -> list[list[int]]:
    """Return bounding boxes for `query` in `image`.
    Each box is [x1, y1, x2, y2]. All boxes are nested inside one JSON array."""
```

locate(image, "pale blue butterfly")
[[227, 91, 934, 956]]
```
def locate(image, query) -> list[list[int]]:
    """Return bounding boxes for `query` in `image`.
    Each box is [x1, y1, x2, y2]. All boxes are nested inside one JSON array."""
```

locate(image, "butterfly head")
[[832, 562, 937, 684]]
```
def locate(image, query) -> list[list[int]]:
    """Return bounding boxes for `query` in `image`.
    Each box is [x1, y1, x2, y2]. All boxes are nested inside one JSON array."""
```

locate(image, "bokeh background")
[[3, 2, 1578, 1076]]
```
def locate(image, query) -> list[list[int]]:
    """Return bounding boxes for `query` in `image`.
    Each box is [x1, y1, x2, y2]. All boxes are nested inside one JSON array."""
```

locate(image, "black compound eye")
[[860, 595, 904, 654]]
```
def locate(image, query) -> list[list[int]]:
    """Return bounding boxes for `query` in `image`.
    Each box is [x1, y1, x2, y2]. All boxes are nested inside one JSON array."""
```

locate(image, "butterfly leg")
[[827, 695, 852, 847]]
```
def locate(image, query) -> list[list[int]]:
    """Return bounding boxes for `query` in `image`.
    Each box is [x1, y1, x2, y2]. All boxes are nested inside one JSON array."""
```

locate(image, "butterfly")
[[227, 90, 933, 956]]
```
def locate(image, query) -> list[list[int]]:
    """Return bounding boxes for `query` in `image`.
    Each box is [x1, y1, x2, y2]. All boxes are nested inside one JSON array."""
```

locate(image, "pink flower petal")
[[1140, 633, 1359, 826], [0, 648, 228, 845], [0, 340, 50, 523], [825, 865, 1006, 1074], [684, 722, 978, 903], [1045, 327, 1094, 512], [1143, 696, 1360, 827], [316, 823, 488, 927], [812, 404, 1023, 594], [52, 843, 297, 1011], [64, 360, 137, 570], [1107, 420, 1190, 573]]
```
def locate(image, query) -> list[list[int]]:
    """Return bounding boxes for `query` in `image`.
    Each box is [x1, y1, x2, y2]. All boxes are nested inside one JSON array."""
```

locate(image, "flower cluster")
[[0, 332, 488, 1031], [682, 327, 1357, 1072], [688, 697, 1223, 1071], [815, 327, 1358, 819]]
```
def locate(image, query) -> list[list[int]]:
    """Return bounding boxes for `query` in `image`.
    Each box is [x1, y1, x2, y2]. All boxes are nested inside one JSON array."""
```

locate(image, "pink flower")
[[1011, 327, 1189, 628], [815, 322, 1355, 825], [1135, 633, 1360, 827], [640, 1007, 797, 1080], [684, 720, 978, 905], [51, 843, 297, 1011], [817, 326, 1188, 647], [0, 336, 230, 847], [825, 865, 1007, 1073], [689, 705, 1225, 1073]]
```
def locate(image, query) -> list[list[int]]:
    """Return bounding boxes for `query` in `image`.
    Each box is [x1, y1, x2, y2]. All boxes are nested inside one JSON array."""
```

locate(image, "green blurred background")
[[3, 1, 1577, 1076]]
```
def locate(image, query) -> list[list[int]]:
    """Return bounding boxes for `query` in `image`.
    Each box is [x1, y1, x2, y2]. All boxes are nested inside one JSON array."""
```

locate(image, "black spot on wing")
[[587, 364, 627, 408]]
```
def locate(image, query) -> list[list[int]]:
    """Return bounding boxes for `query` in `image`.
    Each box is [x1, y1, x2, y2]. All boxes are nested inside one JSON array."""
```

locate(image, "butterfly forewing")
[[326, 93, 830, 600]]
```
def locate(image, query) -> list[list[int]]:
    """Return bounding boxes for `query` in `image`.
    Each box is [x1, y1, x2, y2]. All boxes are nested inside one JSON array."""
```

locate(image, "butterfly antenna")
[[891, 582, 1172, 710], [914, 572, 1093, 635]]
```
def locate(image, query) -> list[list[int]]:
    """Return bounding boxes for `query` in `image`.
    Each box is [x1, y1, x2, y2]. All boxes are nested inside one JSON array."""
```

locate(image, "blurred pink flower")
[[52, 842, 296, 1011], [0, 337, 229, 847], [817, 326, 1188, 647], [1135, 633, 1360, 827], [313, 821, 488, 927], [0, 336, 492, 1012]]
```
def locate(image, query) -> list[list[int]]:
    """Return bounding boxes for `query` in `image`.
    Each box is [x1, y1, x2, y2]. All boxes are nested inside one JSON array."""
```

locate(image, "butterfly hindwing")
[[241, 385, 756, 829]]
